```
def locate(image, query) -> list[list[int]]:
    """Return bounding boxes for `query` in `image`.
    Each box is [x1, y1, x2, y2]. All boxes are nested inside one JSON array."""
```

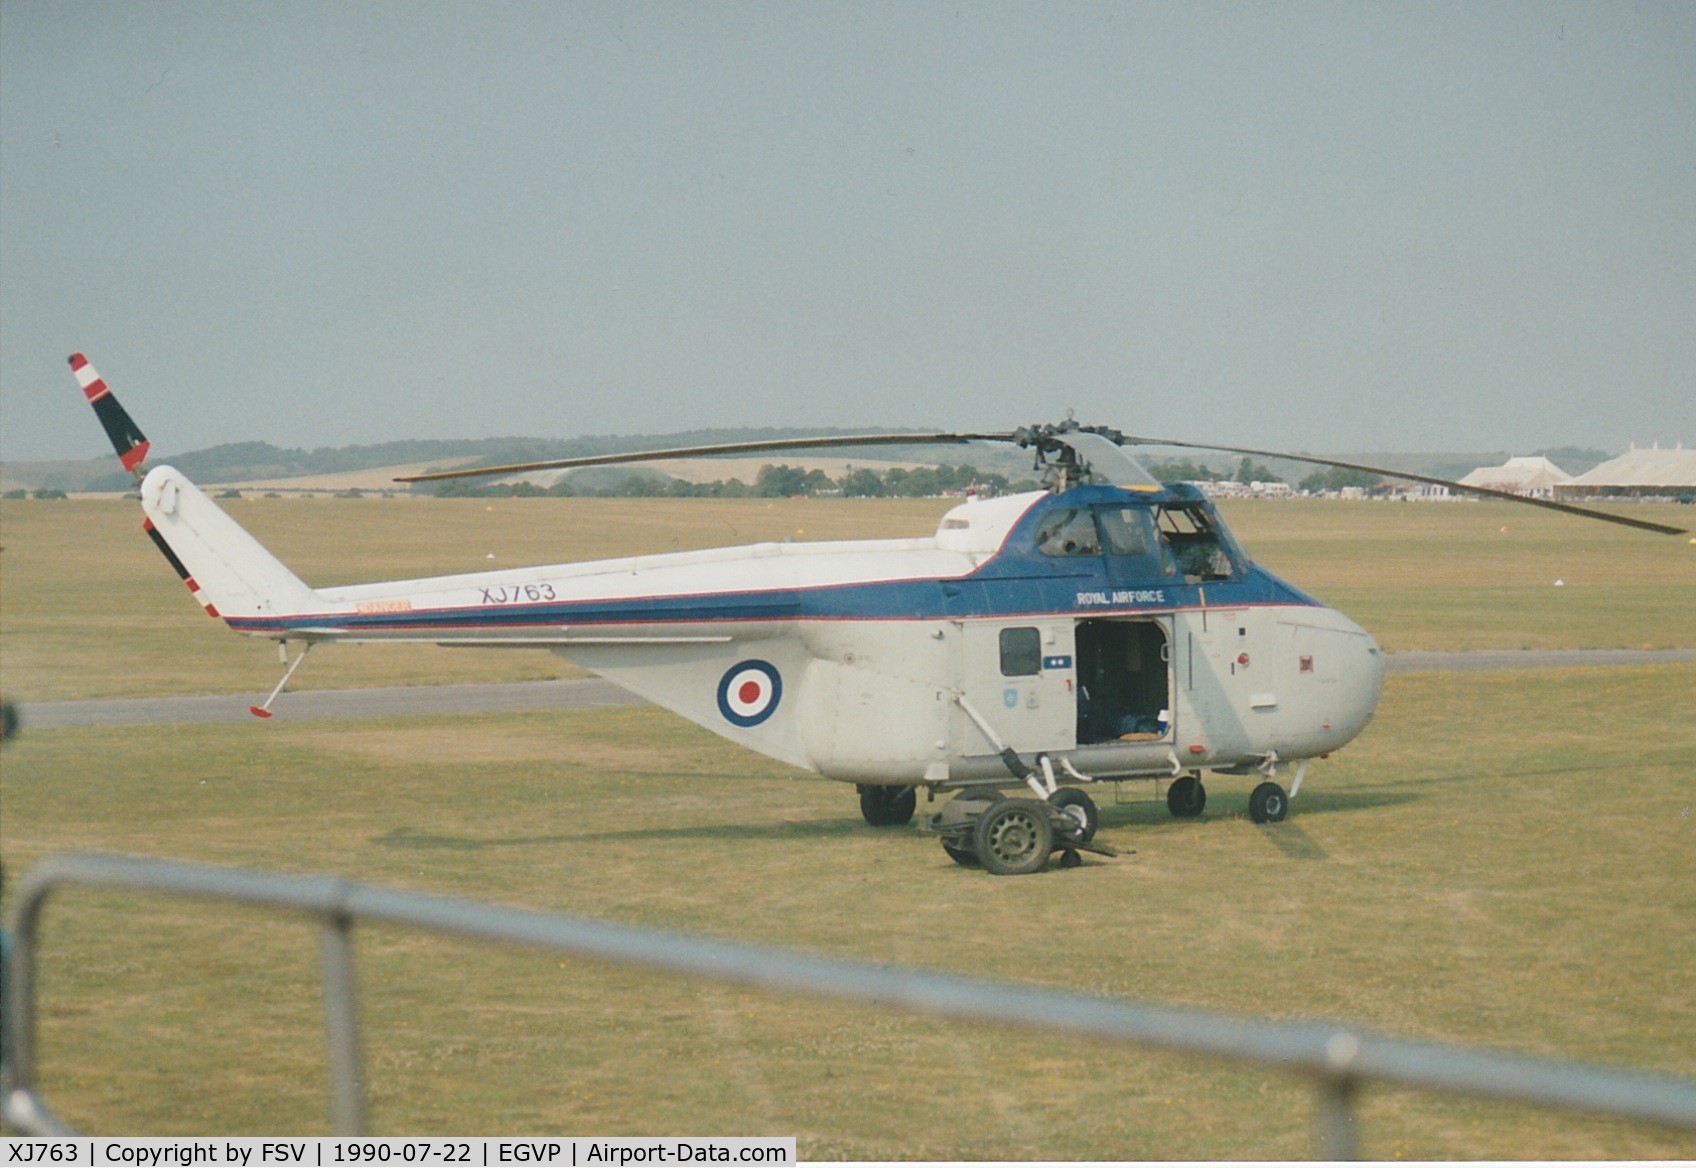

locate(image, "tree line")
[[425, 456, 1395, 499], [428, 463, 1042, 499], [1153, 456, 1384, 492]]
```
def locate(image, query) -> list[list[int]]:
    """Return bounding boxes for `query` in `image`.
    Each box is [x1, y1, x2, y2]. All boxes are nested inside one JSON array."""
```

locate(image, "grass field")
[[1, 492, 1694, 1156]]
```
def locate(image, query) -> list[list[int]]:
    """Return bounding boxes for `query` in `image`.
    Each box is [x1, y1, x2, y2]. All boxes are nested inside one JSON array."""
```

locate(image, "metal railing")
[[5, 852, 1695, 1156]]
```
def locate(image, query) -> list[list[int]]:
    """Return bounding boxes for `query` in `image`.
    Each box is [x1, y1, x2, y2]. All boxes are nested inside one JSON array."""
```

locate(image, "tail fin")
[[138, 467, 323, 620], [71, 353, 321, 622], [69, 354, 151, 475]]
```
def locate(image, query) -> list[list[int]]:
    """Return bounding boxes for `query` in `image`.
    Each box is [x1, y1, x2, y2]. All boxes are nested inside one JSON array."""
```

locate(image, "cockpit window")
[[1034, 508, 1102, 557], [1098, 506, 1177, 578], [1097, 507, 1153, 556], [1157, 505, 1236, 581]]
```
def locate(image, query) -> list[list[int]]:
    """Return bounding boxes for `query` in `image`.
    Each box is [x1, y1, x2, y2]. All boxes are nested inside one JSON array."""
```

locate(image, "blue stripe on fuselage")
[[224, 485, 1326, 634], [225, 564, 1319, 635]]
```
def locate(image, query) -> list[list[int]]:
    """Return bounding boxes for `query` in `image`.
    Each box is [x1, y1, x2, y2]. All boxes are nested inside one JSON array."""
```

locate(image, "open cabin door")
[[1074, 618, 1173, 746]]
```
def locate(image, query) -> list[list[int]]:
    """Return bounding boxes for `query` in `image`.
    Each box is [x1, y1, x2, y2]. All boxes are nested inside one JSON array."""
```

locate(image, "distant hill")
[[1, 427, 951, 493], [0, 433, 1622, 494]]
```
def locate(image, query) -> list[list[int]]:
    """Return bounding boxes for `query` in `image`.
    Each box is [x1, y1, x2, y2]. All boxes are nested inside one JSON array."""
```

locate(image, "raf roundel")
[[717, 660, 783, 727]]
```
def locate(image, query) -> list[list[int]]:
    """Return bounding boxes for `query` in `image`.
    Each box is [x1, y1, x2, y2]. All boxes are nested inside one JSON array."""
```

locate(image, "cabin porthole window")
[[999, 626, 1042, 676]]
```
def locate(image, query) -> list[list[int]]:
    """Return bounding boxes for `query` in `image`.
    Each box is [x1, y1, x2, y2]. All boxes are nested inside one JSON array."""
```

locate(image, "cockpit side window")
[[1097, 507, 1152, 556], [1098, 506, 1177, 578], [1157, 504, 1236, 582], [1034, 508, 1102, 558]]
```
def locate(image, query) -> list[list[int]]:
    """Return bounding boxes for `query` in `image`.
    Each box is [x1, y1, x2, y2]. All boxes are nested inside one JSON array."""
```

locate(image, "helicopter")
[[69, 354, 1686, 873]]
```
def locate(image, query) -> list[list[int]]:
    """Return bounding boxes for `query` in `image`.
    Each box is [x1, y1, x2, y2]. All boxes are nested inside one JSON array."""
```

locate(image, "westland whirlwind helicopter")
[[70, 354, 1686, 873]]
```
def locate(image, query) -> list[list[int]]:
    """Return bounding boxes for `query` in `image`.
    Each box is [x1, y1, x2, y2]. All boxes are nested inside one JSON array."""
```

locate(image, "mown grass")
[[2, 665, 1693, 1157], [1217, 497, 1695, 651], [2, 495, 1691, 702], [2, 491, 1693, 1155]]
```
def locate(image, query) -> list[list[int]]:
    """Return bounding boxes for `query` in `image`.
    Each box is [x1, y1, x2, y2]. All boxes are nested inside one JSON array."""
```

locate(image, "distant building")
[[1459, 456, 1571, 498], [1555, 444, 1696, 500], [1194, 480, 1251, 498], [1396, 483, 1452, 500]]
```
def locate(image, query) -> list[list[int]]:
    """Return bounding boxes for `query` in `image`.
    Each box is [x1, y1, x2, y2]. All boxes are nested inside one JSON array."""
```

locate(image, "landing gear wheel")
[[1167, 775, 1206, 818], [1047, 787, 1099, 844], [973, 798, 1054, 876], [941, 840, 980, 867], [858, 784, 917, 827], [953, 785, 1003, 806], [1249, 781, 1288, 824], [1058, 848, 1083, 869]]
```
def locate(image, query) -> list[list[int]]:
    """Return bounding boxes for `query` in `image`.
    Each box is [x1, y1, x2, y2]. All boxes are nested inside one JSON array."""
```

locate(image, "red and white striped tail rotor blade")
[[69, 352, 151, 474]]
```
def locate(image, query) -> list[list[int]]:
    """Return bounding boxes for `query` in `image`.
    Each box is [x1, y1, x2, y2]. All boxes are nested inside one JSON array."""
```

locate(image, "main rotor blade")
[[1119, 435, 1688, 536], [395, 431, 1016, 484]]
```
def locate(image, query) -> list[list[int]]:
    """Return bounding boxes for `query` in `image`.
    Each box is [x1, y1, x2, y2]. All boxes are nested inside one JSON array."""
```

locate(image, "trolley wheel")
[[1047, 787, 1099, 843], [1249, 781, 1289, 824], [1167, 775, 1206, 818], [973, 798, 1055, 876]]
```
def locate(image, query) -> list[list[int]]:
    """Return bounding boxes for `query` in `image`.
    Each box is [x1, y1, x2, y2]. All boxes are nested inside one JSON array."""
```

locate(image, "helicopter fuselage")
[[177, 471, 1384, 789]]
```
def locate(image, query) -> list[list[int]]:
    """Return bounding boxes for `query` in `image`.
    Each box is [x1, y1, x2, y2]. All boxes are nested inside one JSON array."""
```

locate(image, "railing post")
[[3, 866, 49, 1103], [1313, 1030, 1362, 1160], [1313, 1074, 1360, 1160], [319, 911, 366, 1135]]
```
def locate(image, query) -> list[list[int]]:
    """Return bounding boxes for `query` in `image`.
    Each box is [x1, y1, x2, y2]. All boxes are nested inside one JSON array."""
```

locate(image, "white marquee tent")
[[1556, 445, 1696, 499], [1459, 456, 1571, 497]]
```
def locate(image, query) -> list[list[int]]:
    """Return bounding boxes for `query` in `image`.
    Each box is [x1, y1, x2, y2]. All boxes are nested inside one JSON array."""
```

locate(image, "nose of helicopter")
[[1331, 613, 1386, 747], [1280, 605, 1386, 755]]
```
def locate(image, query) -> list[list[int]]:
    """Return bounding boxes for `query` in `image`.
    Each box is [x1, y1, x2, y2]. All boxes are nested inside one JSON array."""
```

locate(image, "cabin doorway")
[[1075, 618, 1171, 744]]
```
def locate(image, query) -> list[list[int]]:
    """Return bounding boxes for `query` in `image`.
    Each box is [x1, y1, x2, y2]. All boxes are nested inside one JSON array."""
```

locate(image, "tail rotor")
[[69, 353, 151, 479]]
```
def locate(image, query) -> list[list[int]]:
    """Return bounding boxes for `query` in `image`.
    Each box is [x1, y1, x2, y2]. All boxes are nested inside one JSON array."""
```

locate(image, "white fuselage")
[[143, 467, 1384, 787]]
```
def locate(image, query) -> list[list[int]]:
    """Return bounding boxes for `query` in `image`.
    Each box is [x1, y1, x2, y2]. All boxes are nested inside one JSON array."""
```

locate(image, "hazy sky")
[[3, 2, 1692, 464]]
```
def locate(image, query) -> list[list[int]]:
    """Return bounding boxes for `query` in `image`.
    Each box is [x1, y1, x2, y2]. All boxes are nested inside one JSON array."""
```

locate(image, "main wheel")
[[858, 784, 917, 827], [1167, 775, 1206, 818], [1248, 781, 1288, 824], [1047, 787, 1099, 844], [973, 798, 1054, 876]]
